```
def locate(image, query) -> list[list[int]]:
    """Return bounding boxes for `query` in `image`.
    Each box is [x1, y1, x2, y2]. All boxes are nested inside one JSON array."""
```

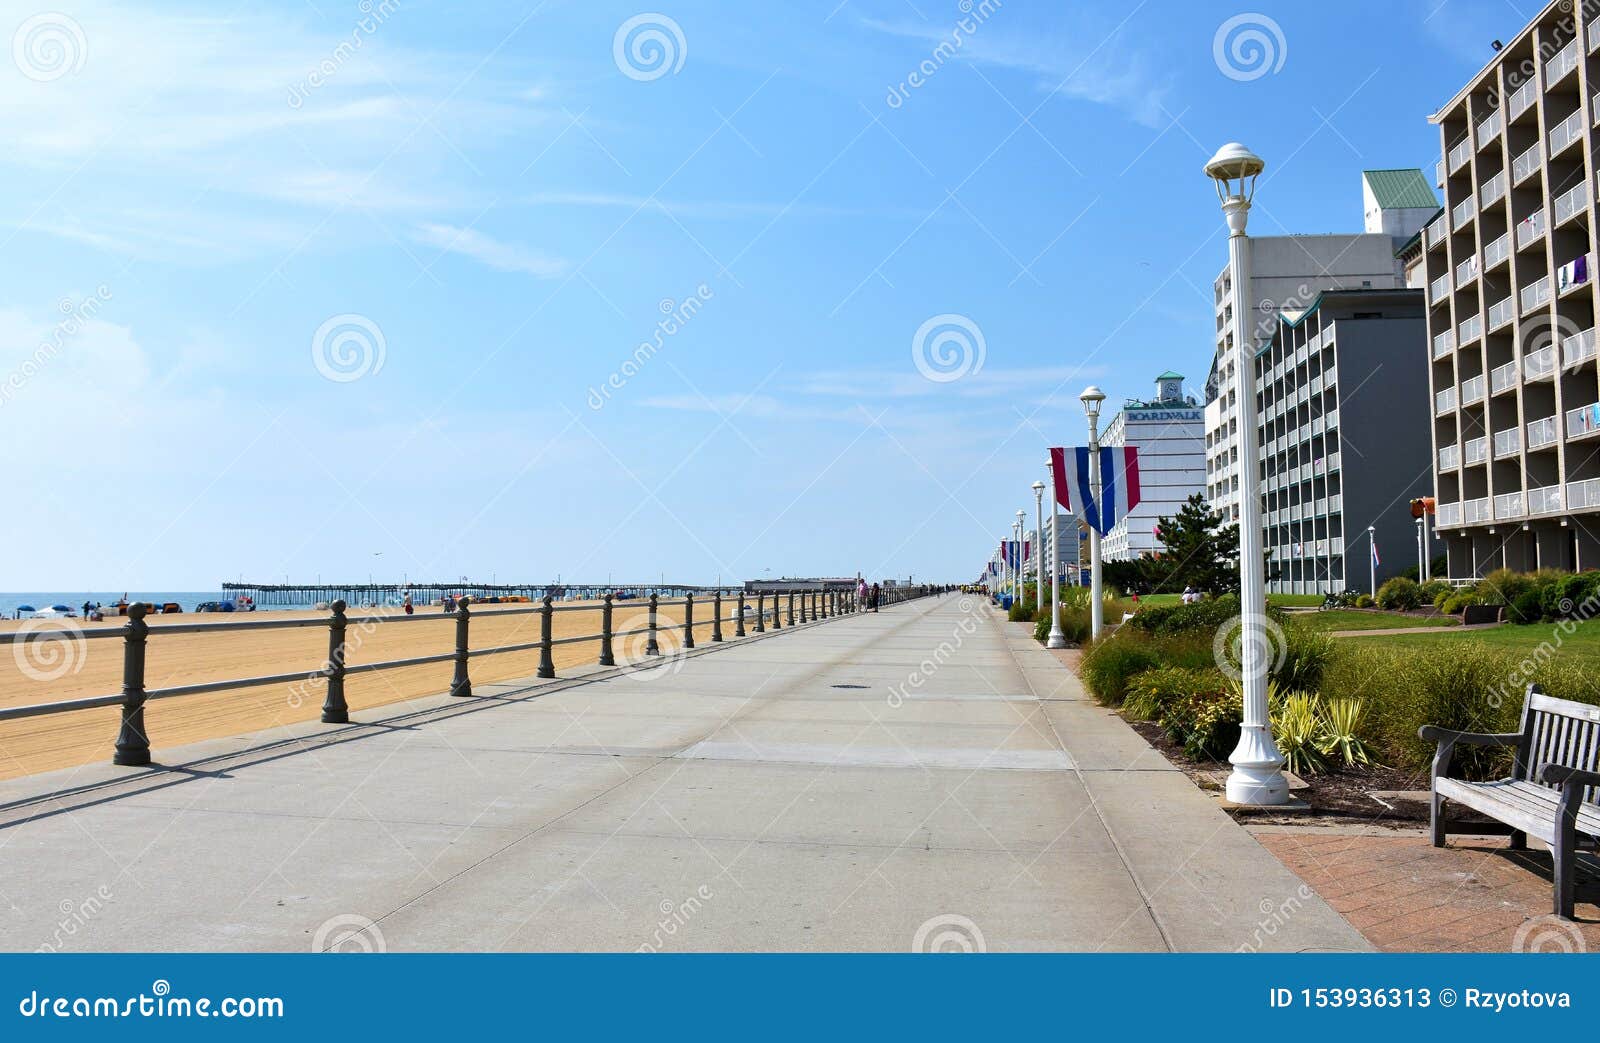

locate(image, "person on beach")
[[403, 592, 414, 615], [856, 577, 867, 611], [442, 593, 456, 613]]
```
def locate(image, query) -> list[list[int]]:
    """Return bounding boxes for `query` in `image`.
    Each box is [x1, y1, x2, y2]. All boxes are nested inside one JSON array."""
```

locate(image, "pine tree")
[[1150, 493, 1242, 594]]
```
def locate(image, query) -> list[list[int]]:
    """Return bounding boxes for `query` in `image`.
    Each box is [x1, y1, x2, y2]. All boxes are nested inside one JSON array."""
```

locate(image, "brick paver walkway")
[[1256, 827, 1599, 952]]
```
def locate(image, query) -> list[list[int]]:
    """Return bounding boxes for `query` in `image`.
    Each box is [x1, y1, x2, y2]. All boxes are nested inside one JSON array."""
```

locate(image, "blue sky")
[[0, 0, 1524, 588]]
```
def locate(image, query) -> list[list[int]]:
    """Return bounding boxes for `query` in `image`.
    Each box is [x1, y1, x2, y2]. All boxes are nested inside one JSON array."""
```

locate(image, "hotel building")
[[1101, 372, 1205, 561], [1423, 0, 1600, 576]]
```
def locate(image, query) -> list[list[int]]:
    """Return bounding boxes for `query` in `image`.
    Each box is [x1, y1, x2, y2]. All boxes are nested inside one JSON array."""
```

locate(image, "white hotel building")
[[1101, 373, 1205, 561]]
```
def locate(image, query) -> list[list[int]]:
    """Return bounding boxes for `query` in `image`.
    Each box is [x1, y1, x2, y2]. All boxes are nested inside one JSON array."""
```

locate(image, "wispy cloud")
[[523, 191, 933, 222], [791, 364, 1107, 400], [411, 223, 568, 278]]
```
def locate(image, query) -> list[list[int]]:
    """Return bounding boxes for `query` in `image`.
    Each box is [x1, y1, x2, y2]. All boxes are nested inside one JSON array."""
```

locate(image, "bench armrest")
[[1541, 764, 1600, 789], [1417, 726, 1520, 747]]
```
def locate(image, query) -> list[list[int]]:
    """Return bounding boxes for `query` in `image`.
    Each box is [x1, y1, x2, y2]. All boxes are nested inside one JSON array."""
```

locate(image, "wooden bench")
[[1421, 684, 1600, 920]]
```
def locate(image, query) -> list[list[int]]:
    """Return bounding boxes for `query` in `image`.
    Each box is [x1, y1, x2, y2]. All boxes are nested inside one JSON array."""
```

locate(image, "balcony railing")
[[1567, 401, 1600, 439], [1452, 197, 1475, 230], [1432, 329, 1453, 359], [1558, 252, 1594, 294], [1430, 272, 1450, 303], [1479, 170, 1507, 207], [1488, 294, 1514, 330], [1449, 135, 1472, 173], [1435, 158, 1446, 186], [1592, 19, 1600, 53], [1521, 276, 1551, 313], [1457, 254, 1480, 284], [1490, 358, 1519, 394], [1528, 414, 1561, 449], [1438, 443, 1460, 470], [1464, 434, 1489, 463], [1563, 326, 1597, 367], [1549, 38, 1581, 84], [1530, 483, 1565, 515], [1464, 497, 1493, 524], [1525, 343, 1557, 380], [1550, 108, 1585, 158], [1435, 386, 1457, 415], [1569, 476, 1600, 511], [1438, 502, 1462, 527], [1461, 374, 1487, 405], [1517, 209, 1547, 248], [1493, 426, 1521, 458], [1495, 491, 1525, 519], [1512, 141, 1542, 185], [1477, 108, 1502, 148], [1458, 313, 1483, 344], [1511, 76, 1540, 117], [1426, 213, 1446, 247], [1554, 182, 1590, 225], [1484, 232, 1511, 269]]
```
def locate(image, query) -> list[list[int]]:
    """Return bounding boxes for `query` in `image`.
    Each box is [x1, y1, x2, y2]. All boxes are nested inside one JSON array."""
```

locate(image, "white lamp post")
[[1368, 524, 1378, 596], [1031, 481, 1046, 616], [1080, 386, 1106, 640], [1014, 511, 1026, 602], [1046, 458, 1066, 647], [1206, 140, 1288, 807]]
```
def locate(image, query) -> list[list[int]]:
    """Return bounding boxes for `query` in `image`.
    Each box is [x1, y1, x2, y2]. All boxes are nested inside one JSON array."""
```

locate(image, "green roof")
[[1155, 370, 1184, 381], [1363, 168, 1438, 210]]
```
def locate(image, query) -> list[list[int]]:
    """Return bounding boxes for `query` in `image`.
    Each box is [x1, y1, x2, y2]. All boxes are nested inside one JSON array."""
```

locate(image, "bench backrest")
[[1517, 685, 1600, 804]]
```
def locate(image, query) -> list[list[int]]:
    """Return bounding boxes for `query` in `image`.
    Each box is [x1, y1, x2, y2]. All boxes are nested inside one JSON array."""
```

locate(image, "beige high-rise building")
[[1424, 0, 1600, 576]]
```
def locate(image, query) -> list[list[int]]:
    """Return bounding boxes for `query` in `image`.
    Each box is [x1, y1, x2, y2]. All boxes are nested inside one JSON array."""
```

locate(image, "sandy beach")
[[0, 597, 745, 782]]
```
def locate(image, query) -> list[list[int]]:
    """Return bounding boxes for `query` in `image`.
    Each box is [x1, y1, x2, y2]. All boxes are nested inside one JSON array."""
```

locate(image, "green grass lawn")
[[1342, 616, 1600, 665], [1293, 609, 1460, 632], [1269, 593, 1325, 608]]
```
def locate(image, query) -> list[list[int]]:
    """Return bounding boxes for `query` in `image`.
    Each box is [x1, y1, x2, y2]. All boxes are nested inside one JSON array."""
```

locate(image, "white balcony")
[[1488, 294, 1514, 330], [1477, 108, 1502, 148], [1550, 108, 1585, 158], [1592, 18, 1600, 53], [1435, 386, 1457, 415], [1569, 476, 1600, 511], [1323, 407, 1339, 430], [1464, 497, 1493, 524], [1458, 313, 1483, 344], [1324, 451, 1340, 473], [1438, 443, 1460, 470], [1426, 213, 1446, 247], [1512, 142, 1542, 185], [1438, 502, 1462, 527], [1430, 272, 1450, 304], [1495, 491, 1525, 519], [1435, 158, 1446, 186], [1511, 77, 1540, 118], [1484, 232, 1511, 270], [1464, 434, 1489, 463], [1432, 329, 1453, 359], [1555, 182, 1590, 226], [1517, 209, 1547, 248], [1458, 254, 1481, 285], [1461, 374, 1487, 406], [1449, 135, 1472, 173], [1563, 326, 1597, 367], [1490, 359, 1519, 394], [1451, 197, 1475, 230], [1525, 343, 1557, 380], [1530, 483, 1565, 514], [1493, 426, 1521, 458], [1558, 252, 1594, 294], [1521, 276, 1551, 313], [1528, 414, 1561, 449], [1548, 38, 1581, 85], [1479, 170, 1507, 207], [1567, 401, 1600, 440]]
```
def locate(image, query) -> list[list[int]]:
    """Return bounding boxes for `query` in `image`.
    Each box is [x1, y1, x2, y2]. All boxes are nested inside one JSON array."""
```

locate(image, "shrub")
[[1419, 579, 1450, 605], [1124, 666, 1227, 722], [1354, 594, 1374, 608], [1375, 576, 1422, 611], [1271, 691, 1329, 776], [1276, 624, 1333, 692], [1321, 697, 1374, 768], [1125, 594, 1285, 636], [1476, 568, 1529, 607], [1509, 588, 1546, 625], [1432, 585, 1457, 610], [1008, 599, 1036, 623], [1440, 589, 1481, 615], [1033, 597, 1133, 645], [1160, 686, 1242, 760], [1079, 634, 1162, 706]]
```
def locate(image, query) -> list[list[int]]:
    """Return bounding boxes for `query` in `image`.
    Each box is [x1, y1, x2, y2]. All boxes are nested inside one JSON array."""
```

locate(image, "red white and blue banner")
[[1049, 446, 1141, 537], [998, 540, 1030, 570]]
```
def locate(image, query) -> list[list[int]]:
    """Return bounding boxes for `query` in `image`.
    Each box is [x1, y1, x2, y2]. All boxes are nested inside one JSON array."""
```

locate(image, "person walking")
[[856, 576, 868, 612], [402, 592, 414, 616], [870, 581, 881, 613]]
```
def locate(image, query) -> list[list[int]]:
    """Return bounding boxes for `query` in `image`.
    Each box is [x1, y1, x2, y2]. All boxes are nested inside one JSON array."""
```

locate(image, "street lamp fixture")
[[1045, 457, 1066, 648], [1205, 139, 1288, 807], [1031, 481, 1046, 617], [1080, 386, 1106, 639]]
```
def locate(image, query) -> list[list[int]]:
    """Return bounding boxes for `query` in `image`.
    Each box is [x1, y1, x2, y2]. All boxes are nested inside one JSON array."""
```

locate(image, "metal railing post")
[[769, 590, 781, 630], [683, 593, 696, 649], [538, 595, 555, 678], [112, 603, 151, 766], [787, 591, 795, 626], [449, 599, 473, 697], [321, 599, 349, 723], [735, 591, 746, 637], [712, 591, 724, 642], [600, 594, 617, 665], [646, 594, 661, 655], [754, 591, 766, 633]]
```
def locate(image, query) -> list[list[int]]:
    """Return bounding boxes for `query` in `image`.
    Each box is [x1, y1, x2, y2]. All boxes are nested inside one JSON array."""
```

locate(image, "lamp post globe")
[[1206, 139, 1288, 807]]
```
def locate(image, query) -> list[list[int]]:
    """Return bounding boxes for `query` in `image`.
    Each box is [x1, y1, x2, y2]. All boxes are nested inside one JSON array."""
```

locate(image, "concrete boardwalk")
[[0, 595, 1366, 952]]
